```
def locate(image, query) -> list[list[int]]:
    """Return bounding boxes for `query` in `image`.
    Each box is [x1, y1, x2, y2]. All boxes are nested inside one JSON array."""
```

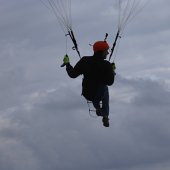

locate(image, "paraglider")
[[40, 0, 148, 127], [62, 41, 116, 127]]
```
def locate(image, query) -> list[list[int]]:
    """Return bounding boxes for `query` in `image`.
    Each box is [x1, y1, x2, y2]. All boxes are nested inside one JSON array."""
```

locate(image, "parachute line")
[[118, 0, 143, 33], [40, 0, 72, 33], [40, 0, 81, 58], [109, 0, 148, 61]]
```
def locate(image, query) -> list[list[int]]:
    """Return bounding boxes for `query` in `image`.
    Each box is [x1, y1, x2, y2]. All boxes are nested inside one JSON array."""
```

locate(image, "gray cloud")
[[1, 76, 170, 170], [0, 0, 170, 170]]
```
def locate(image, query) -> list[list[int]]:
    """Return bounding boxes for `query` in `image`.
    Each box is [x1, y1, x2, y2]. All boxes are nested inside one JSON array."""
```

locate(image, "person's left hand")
[[61, 54, 70, 67]]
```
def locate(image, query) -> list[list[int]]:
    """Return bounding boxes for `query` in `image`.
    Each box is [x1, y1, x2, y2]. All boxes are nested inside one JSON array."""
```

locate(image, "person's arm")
[[63, 55, 83, 78], [103, 62, 116, 85]]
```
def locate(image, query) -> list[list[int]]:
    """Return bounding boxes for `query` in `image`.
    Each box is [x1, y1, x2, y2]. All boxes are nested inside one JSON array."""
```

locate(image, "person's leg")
[[92, 86, 109, 117], [100, 86, 110, 127], [92, 96, 102, 116], [92, 86, 102, 116], [92, 99, 100, 110], [101, 86, 109, 117]]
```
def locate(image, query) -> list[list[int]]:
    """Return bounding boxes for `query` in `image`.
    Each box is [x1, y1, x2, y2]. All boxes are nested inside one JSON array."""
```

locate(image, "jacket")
[[66, 55, 115, 100]]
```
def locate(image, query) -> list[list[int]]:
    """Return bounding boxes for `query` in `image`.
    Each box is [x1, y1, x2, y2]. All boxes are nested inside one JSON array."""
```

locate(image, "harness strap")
[[68, 30, 81, 58], [109, 30, 120, 61]]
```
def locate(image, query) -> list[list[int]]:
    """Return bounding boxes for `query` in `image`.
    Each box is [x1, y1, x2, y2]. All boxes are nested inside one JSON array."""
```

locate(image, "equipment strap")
[[68, 30, 81, 58], [109, 30, 120, 61]]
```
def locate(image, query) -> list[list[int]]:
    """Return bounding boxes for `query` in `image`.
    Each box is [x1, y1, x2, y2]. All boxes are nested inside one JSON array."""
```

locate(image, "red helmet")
[[93, 41, 109, 53]]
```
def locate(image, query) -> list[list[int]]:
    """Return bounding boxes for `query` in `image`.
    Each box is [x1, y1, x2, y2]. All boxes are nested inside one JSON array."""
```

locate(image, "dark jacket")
[[66, 55, 115, 100]]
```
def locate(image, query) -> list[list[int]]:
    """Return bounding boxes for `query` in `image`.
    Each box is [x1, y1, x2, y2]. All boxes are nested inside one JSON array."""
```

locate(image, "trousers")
[[92, 85, 109, 117]]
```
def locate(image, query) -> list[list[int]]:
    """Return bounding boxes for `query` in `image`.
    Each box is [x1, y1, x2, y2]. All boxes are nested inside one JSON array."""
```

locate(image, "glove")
[[61, 54, 70, 67], [63, 54, 70, 64], [112, 62, 116, 75], [112, 62, 116, 70]]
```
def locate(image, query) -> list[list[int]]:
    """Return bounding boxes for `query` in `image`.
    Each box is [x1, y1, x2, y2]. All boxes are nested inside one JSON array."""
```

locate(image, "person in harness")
[[62, 41, 116, 127]]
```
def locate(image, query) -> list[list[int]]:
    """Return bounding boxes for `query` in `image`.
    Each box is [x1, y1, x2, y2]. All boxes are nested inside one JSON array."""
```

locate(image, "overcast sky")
[[0, 0, 170, 170]]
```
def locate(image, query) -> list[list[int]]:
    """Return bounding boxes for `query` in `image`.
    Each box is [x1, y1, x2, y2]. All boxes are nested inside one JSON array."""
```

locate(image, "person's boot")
[[102, 116, 109, 127]]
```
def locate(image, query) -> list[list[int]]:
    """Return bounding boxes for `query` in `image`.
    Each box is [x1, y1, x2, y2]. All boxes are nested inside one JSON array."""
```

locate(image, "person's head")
[[93, 41, 109, 59]]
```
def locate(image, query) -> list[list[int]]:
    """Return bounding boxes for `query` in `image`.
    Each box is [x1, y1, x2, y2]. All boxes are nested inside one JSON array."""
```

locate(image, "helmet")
[[93, 41, 109, 53]]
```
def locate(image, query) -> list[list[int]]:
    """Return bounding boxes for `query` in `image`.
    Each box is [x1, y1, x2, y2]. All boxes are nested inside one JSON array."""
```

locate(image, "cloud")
[[1, 75, 170, 170], [0, 0, 170, 170]]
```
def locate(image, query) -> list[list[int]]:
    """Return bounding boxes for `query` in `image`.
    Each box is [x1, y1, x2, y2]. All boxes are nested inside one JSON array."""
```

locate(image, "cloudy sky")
[[0, 0, 170, 170]]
